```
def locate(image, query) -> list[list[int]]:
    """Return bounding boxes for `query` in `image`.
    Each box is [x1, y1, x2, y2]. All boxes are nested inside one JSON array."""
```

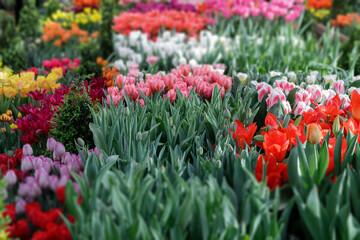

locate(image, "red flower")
[[255, 154, 288, 190], [56, 186, 66, 205], [351, 88, 360, 121], [8, 219, 31, 239], [229, 120, 257, 149], [263, 130, 289, 162], [4, 203, 16, 223], [15, 148, 23, 164]]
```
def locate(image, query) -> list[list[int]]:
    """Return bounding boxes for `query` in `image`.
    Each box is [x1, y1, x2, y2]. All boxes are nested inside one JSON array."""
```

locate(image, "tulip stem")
[[314, 144, 318, 173]]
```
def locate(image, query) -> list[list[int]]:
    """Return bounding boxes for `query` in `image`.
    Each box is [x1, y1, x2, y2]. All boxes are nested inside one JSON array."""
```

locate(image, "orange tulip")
[[306, 123, 322, 144], [351, 90, 360, 121]]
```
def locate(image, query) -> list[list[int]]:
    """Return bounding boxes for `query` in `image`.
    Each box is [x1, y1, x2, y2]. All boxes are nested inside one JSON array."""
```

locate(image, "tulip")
[[47, 138, 57, 152], [49, 175, 59, 191], [23, 144, 33, 156], [306, 123, 322, 145], [28, 182, 42, 198], [15, 198, 26, 214], [35, 168, 49, 188], [18, 183, 30, 197], [333, 116, 341, 136], [54, 142, 66, 159], [351, 90, 360, 121], [60, 165, 71, 178], [21, 156, 33, 172], [5, 170, 17, 186]]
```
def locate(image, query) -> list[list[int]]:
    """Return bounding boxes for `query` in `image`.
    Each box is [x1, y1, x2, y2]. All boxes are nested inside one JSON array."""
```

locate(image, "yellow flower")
[[6, 110, 12, 116], [10, 123, 18, 129], [0, 229, 9, 240], [18, 112, 22, 118], [1, 128, 6, 133]]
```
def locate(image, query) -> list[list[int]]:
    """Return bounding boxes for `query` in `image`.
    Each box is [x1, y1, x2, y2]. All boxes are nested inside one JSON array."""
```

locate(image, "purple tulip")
[[5, 170, 17, 186], [47, 138, 57, 152], [16, 198, 26, 214], [54, 142, 66, 158], [28, 182, 42, 198], [60, 165, 71, 178], [57, 175, 69, 188], [23, 144, 33, 156], [21, 156, 33, 172], [35, 168, 49, 188], [62, 152, 72, 165], [49, 175, 59, 191], [18, 183, 30, 197], [32, 157, 43, 169]]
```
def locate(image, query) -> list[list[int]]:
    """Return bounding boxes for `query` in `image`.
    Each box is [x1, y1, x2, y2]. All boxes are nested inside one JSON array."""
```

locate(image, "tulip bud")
[[197, 147, 203, 155], [136, 132, 142, 141], [223, 109, 231, 119], [6, 110, 12, 116], [215, 160, 222, 169], [5, 170, 17, 186], [306, 123, 322, 144], [23, 144, 33, 156], [237, 73, 248, 84], [77, 138, 85, 148], [18, 112, 22, 118], [333, 116, 341, 136], [124, 107, 130, 116]]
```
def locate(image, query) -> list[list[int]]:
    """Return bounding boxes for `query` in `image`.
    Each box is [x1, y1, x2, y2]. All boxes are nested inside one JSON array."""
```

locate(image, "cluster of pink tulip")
[[106, 64, 232, 106], [251, 74, 351, 116]]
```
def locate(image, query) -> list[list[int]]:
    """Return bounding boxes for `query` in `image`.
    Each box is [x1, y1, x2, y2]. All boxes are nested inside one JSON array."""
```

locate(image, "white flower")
[[114, 60, 126, 70], [237, 73, 248, 84], [323, 74, 337, 85], [270, 71, 282, 78], [306, 75, 316, 84], [288, 71, 296, 83]]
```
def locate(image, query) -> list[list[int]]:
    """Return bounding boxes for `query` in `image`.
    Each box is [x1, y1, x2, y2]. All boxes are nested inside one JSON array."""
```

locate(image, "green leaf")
[[316, 140, 329, 184], [334, 132, 343, 176]]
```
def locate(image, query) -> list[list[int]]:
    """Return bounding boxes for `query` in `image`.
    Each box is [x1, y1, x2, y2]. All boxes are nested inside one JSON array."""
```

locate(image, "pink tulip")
[[5, 170, 17, 186], [16, 199, 26, 214], [35, 168, 49, 188], [266, 88, 286, 110], [332, 80, 345, 94], [47, 138, 57, 152], [21, 156, 33, 172], [23, 144, 33, 156], [54, 142, 66, 159]]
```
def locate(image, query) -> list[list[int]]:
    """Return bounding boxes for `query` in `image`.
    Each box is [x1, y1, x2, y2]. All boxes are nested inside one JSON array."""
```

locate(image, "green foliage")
[[44, 0, 60, 18], [65, 148, 288, 239], [50, 87, 94, 153], [18, 0, 41, 40], [0, 178, 10, 236], [99, 0, 118, 58], [0, 10, 17, 51], [77, 40, 102, 77], [1, 41, 29, 73], [339, 26, 360, 75]]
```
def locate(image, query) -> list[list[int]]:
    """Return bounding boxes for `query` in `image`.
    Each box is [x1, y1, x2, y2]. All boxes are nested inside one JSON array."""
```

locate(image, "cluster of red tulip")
[[230, 90, 360, 190], [112, 10, 212, 39]]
